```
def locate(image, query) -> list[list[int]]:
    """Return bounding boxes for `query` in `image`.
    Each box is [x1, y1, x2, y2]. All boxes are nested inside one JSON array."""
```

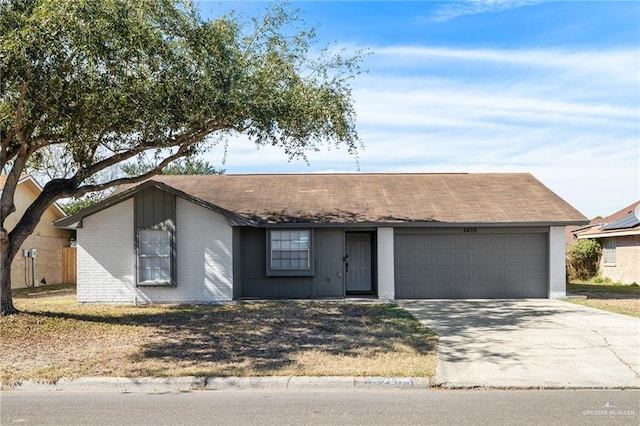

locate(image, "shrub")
[[566, 239, 602, 281]]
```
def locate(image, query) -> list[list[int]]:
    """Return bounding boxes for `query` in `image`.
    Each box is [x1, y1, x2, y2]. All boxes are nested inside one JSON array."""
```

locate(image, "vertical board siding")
[[62, 247, 77, 284], [134, 186, 177, 286], [239, 227, 344, 298]]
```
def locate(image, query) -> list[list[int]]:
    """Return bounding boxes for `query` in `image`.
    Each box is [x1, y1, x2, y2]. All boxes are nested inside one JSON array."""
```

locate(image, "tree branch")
[[79, 122, 228, 180]]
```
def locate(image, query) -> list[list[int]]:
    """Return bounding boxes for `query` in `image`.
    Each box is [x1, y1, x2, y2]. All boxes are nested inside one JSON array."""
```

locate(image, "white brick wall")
[[77, 199, 136, 303], [141, 198, 233, 303], [548, 226, 566, 298], [377, 227, 395, 300], [77, 196, 233, 304]]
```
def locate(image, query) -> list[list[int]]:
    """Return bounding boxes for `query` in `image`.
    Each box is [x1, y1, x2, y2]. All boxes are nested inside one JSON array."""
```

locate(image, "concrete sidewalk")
[[399, 299, 640, 389]]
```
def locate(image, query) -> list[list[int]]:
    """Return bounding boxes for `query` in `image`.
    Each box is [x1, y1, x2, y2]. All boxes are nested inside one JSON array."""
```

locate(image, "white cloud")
[[371, 46, 639, 87], [428, 0, 542, 22], [203, 44, 639, 218]]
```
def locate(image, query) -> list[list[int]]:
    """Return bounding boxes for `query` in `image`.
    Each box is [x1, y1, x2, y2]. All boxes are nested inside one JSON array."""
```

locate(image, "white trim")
[[548, 226, 566, 299], [577, 229, 640, 239], [377, 227, 395, 300]]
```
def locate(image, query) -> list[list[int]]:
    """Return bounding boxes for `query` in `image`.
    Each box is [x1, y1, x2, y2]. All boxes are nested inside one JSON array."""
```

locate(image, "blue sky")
[[197, 1, 639, 219]]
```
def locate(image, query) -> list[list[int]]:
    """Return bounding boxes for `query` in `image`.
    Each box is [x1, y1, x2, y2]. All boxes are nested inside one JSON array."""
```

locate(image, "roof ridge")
[[155, 172, 536, 177]]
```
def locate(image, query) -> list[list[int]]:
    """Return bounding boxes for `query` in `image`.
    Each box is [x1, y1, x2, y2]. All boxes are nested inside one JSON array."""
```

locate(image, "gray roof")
[[56, 173, 588, 228]]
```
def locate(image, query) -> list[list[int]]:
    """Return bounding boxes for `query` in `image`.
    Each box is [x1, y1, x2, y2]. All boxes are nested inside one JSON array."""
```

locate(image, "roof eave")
[[253, 220, 589, 228], [577, 229, 640, 239], [1, 175, 68, 220], [54, 180, 255, 229]]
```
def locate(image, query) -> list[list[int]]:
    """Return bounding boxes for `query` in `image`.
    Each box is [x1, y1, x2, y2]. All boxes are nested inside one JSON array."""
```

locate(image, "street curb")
[[5, 376, 432, 392]]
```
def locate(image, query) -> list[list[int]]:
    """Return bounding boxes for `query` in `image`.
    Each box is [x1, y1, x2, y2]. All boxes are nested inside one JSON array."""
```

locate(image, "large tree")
[[0, 0, 363, 315]]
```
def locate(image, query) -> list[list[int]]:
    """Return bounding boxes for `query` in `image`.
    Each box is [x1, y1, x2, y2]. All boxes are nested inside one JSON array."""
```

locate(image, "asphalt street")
[[2, 389, 639, 425]]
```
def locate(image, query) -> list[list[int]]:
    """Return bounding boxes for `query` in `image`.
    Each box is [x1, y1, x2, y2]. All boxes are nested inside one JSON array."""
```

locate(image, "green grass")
[[568, 282, 640, 295], [565, 282, 640, 318], [11, 283, 77, 297], [1, 287, 438, 385]]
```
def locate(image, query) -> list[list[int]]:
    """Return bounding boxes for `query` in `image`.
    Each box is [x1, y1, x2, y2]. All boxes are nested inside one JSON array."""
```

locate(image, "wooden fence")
[[62, 246, 77, 284]]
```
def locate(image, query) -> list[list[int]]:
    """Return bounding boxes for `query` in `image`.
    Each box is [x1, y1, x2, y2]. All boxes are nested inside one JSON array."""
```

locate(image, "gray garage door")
[[395, 230, 548, 298]]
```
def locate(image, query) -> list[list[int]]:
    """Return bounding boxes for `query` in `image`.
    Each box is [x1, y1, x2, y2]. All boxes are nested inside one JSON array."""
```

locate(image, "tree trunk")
[[0, 245, 17, 316]]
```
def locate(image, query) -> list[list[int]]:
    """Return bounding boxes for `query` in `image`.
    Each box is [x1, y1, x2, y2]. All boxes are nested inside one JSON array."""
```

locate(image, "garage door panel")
[[436, 251, 452, 263], [397, 268, 416, 281], [398, 251, 416, 266], [453, 251, 469, 263], [418, 268, 433, 280], [395, 231, 547, 299], [488, 235, 506, 246], [452, 236, 469, 247], [507, 252, 524, 262], [491, 283, 507, 295], [417, 251, 433, 263], [488, 252, 504, 262], [471, 251, 488, 263], [471, 267, 489, 281]]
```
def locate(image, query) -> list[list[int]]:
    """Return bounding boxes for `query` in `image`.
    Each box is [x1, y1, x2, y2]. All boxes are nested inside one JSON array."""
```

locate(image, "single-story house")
[[1, 174, 72, 288], [54, 173, 587, 304], [574, 201, 640, 284]]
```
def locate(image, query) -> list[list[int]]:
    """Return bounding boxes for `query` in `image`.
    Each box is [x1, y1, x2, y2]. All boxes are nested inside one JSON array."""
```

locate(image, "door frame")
[[344, 230, 377, 296]]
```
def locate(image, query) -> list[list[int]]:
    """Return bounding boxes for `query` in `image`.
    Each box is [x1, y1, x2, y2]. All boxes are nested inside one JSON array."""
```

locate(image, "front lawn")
[[566, 282, 640, 318], [0, 285, 437, 385]]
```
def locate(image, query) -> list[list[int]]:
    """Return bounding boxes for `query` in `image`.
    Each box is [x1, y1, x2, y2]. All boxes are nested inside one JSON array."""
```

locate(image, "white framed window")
[[602, 238, 616, 266], [138, 228, 172, 286], [267, 229, 313, 276]]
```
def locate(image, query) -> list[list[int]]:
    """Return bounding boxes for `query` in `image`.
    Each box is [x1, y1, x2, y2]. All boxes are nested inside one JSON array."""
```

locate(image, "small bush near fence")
[[566, 239, 601, 281]]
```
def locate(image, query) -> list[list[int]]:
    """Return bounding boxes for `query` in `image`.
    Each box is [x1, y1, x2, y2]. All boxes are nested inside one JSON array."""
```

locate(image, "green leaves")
[[2, 0, 363, 179], [0, 0, 366, 243], [566, 239, 602, 281]]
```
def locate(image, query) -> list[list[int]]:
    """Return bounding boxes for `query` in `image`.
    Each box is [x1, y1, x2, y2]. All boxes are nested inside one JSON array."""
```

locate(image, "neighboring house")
[[575, 201, 640, 285], [0, 175, 72, 288], [55, 173, 587, 304]]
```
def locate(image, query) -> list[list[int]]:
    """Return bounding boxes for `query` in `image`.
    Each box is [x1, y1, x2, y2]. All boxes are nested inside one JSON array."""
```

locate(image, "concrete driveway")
[[398, 299, 640, 388]]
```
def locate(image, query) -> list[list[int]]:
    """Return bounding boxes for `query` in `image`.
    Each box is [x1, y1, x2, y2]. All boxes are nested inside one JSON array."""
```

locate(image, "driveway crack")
[[603, 336, 639, 378]]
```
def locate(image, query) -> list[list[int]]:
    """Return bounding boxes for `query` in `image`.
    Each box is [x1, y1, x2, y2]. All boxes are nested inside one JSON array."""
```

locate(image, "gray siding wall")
[[238, 227, 345, 298], [134, 187, 176, 285], [134, 187, 176, 230]]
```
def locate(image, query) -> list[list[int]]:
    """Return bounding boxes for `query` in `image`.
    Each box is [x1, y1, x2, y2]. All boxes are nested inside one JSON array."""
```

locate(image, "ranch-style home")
[[54, 173, 587, 304], [574, 201, 640, 285]]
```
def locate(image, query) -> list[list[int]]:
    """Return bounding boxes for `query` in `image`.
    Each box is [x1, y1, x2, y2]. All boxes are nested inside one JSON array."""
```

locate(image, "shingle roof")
[[576, 200, 640, 238], [111, 173, 586, 225]]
